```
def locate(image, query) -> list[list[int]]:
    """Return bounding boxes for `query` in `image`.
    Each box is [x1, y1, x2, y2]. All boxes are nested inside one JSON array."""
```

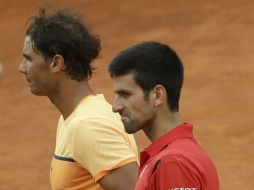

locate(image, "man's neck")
[[49, 79, 95, 120], [143, 111, 182, 142]]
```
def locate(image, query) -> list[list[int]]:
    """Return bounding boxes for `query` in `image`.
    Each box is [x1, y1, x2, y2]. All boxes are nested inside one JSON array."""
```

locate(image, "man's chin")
[[123, 123, 139, 134]]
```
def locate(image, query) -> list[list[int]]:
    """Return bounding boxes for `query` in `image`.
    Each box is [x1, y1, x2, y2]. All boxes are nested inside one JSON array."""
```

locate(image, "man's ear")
[[150, 85, 167, 107], [50, 55, 65, 73]]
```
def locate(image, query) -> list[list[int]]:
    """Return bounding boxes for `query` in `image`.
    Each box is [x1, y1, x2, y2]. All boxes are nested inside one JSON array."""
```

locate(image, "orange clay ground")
[[0, 0, 253, 189]]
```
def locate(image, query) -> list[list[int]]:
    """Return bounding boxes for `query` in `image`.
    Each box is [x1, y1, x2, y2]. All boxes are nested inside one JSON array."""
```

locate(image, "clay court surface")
[[0, 0, 253, 189]]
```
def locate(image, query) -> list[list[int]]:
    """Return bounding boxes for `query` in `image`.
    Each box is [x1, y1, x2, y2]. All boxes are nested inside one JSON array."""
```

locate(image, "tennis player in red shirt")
[[109, 41, 219, 190]]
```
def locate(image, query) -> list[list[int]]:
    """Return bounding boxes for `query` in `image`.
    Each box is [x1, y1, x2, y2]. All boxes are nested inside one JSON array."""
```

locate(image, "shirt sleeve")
[[150, 156, 202, 190], [72, 118, 138, 182]]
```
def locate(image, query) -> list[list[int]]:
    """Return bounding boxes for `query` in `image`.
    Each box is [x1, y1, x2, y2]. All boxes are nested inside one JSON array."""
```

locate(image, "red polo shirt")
[[135, 123, 219, 190]]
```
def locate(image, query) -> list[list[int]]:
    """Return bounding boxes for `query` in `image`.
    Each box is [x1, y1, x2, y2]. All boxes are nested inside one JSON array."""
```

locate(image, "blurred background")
[[0, 0, 253, 189]]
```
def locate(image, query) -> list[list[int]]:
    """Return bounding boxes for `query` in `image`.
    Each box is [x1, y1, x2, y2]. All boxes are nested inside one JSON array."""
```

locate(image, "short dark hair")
[[109, 41, 184, 112], [26, 8, 101, 81]]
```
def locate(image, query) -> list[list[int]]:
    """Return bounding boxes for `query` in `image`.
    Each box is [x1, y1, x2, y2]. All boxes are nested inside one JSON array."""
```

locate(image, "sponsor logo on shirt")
[[169, 188, 197, 190]]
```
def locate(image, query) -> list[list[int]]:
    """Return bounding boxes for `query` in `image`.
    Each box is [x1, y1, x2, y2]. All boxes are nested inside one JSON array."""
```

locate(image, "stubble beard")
[[123, 120, 139, 134]]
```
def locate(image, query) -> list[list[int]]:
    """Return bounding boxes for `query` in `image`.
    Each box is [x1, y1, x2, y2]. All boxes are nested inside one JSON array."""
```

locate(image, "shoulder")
[[150, 143, 212, 180], [73, 117, 135, 152], [75, 117, 125, 137], [76, 95, 124, 129]]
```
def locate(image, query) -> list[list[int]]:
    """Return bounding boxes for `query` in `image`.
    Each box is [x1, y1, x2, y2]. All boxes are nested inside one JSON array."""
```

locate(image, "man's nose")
[[112, 98, 124, 113], [18, 61, 27, 74]]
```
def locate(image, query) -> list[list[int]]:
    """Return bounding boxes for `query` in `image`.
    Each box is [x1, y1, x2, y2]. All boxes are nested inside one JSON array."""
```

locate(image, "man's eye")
[[23, 57, 31, 62], [119, 92, 130, 98]]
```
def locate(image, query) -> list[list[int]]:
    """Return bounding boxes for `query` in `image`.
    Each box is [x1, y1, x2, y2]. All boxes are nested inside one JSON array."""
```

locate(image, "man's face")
[[112, 73, 156, 134], [19, 36, 53, 96]]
